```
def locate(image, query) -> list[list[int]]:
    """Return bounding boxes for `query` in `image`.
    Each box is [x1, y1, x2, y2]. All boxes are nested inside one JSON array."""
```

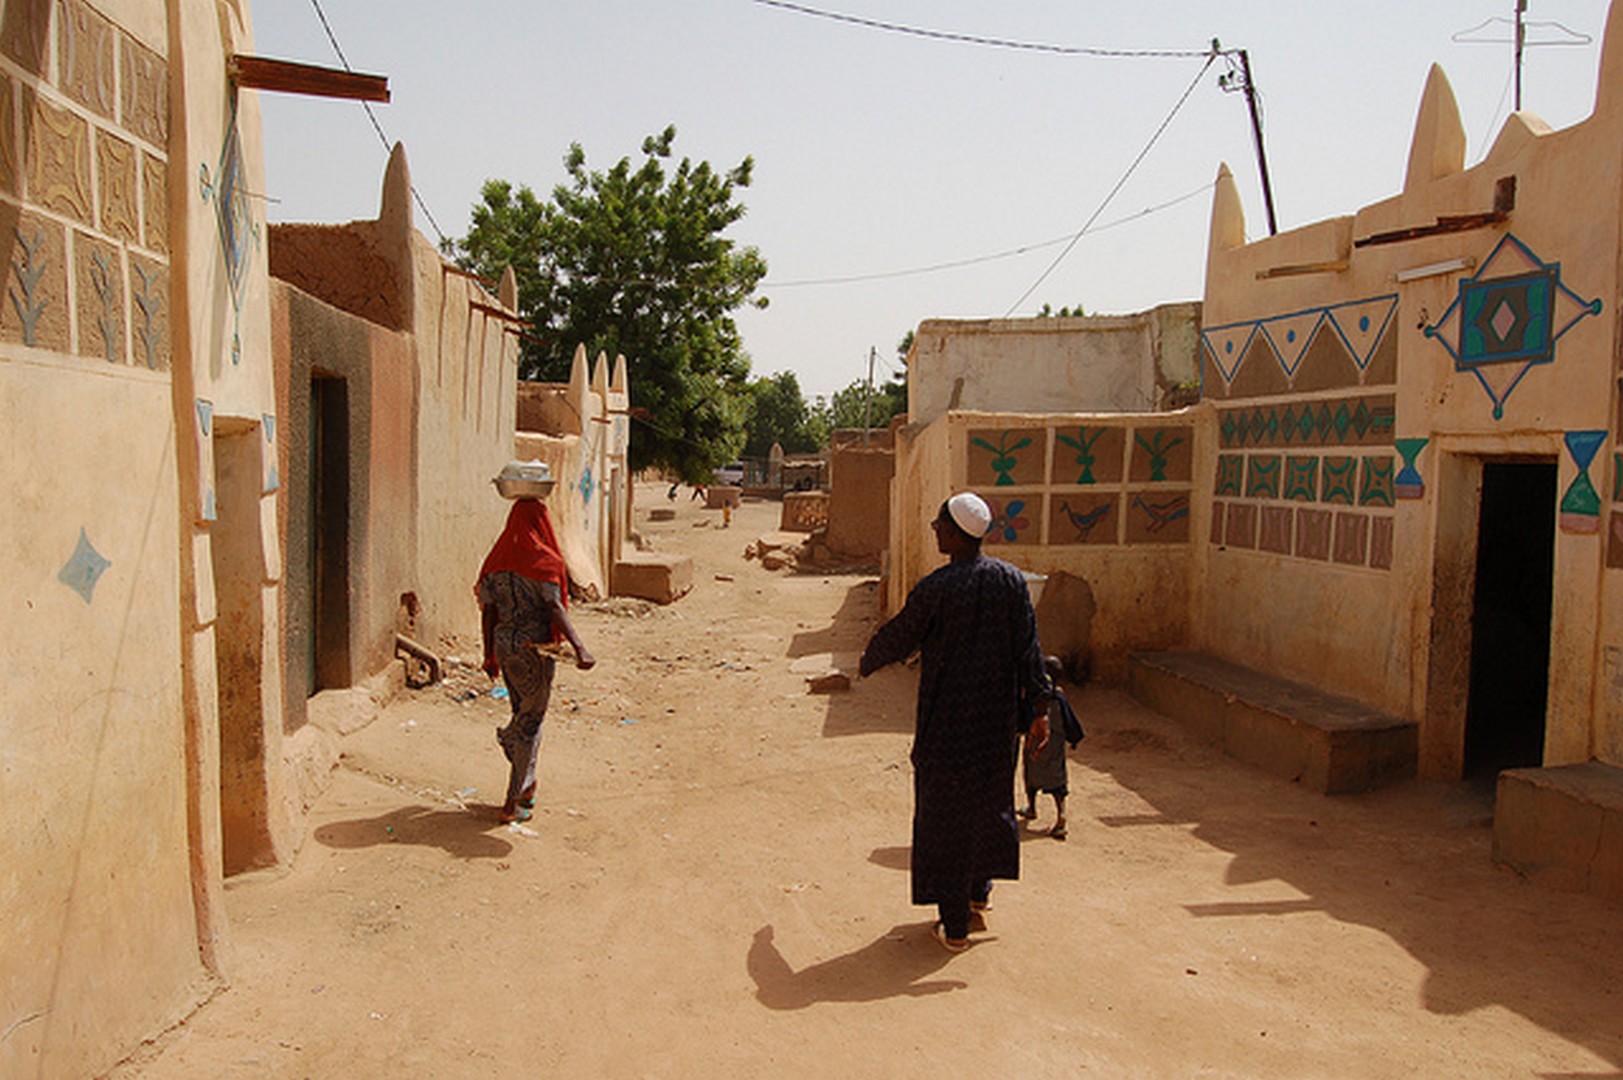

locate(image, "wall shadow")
[[1080, 687, 1623, 1072], [313, 803, 513, 860], [746, 924, 966, 1010]]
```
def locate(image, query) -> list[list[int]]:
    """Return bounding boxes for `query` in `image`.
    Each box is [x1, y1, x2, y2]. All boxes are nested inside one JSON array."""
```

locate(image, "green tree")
[[453, 125, 767, 481], [820, 377, 907, 432], [1036, 302, 1087, 318], [744, 370, 821, 458]]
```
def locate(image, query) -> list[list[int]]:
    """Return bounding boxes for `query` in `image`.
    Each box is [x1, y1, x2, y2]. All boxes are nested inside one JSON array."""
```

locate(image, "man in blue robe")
[[860, 492, 1050, 951]]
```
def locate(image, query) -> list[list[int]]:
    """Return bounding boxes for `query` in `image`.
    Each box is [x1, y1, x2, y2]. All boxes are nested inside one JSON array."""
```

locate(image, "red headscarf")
[[479, 499, 570, 617]]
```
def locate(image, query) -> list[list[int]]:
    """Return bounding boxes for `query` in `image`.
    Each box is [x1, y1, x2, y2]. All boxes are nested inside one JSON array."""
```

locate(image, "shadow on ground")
[[1079, 686, 1623, 1073], [787, 579, 915, 738], [312, 804, 514, 860], [746, 924, 966, 1009]]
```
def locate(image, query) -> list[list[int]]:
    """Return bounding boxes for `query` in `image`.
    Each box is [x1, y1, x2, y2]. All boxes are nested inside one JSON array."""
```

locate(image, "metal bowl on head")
[[493, 460, 556, 500]]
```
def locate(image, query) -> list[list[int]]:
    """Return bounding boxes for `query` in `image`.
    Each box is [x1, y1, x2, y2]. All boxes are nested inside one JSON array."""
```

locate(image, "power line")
[[307, 0, 450, 246], [1004, 53, 1216, 316], [759, 181, 1216, 289], [752, 0, 1213, 59]]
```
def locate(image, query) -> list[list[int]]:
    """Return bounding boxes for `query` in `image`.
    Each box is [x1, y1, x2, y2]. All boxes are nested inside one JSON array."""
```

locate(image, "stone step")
[[1128, 650, 1417, 794], [1494, 762, 1623, 903], [612, 553, 693, 604]]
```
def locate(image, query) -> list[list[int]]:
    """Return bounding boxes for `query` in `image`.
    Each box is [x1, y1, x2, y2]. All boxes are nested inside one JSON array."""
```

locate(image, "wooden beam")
[[1255, 259, 1350, 280], [229, 55, 389, 102], [1354, 211, 1504, 249]]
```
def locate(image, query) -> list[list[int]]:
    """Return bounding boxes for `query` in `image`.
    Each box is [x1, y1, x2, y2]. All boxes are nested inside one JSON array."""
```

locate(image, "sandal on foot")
[[1050, 822, 1067, 840], [499, 805, 533, 825], [1016, 806, 1037, 820], [967, 910, 988, 934], [519, 783, 537, 810], [931, 923, 969, 953]]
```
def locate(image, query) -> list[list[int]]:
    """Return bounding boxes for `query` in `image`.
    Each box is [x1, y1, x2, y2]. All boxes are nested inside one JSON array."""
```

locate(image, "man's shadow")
[[313, 803, 514, 860], [747, 924, 969, 1009]]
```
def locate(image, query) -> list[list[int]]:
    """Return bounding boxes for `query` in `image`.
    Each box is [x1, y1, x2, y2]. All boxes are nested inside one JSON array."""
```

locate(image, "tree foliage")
[[744, 370, 823, 458], [820, 377, 907, 432], [1036, 302, 1087, 318], [453, 126, 767, 481]]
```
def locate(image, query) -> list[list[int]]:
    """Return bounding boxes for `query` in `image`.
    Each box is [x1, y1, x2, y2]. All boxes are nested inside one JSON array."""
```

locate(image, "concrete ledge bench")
[[1494, 762, 1623, 903], [612, 553, 693, 604], [1128, 650, 1417, 794]]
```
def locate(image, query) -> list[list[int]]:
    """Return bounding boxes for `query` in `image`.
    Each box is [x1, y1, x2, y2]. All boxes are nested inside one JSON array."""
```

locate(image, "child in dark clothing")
[[1018, 656, 1084, 838]]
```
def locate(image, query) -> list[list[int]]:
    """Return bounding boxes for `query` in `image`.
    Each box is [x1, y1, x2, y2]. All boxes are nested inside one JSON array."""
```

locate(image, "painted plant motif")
[[10, 227, 48, 345], [1134, 430, 1183, 482], [971, 431, 1034, 487], [1056, 427, 1106, 484]]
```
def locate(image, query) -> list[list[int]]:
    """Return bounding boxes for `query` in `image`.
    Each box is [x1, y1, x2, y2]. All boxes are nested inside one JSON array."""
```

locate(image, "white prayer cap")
[[946, 492, 992, 539]]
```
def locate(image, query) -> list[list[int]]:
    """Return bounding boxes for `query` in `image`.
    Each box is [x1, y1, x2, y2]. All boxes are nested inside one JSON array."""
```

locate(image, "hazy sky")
[[249, 2, 1610, 399]]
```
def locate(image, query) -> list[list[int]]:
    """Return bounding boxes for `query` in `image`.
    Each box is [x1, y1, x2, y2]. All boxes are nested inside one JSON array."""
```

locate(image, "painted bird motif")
[[1057, 499, 1113, 542], [1131, 494, 1190, 533]]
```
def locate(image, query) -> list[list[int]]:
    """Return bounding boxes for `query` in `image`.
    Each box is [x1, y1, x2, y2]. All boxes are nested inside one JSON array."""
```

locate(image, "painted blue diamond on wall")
[[1423, 233, 1601, 419], [578, 466, 595, 511], [59, 528, 111, 604]]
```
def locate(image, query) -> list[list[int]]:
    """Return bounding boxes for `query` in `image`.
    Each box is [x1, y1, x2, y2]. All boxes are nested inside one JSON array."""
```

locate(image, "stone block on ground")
[[1494, 762, 1623, 902], [1128, 650, 1417, 794], [706, 486, 742, 509], [613, 552, 694, 604]]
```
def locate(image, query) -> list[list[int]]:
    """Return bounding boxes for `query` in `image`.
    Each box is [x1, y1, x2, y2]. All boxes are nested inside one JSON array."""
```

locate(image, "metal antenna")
[[1451, 2, 1592, 114]]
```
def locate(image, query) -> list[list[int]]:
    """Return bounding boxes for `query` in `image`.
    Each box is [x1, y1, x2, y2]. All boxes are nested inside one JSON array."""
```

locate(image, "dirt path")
[[115, 486, 1622, 1078]]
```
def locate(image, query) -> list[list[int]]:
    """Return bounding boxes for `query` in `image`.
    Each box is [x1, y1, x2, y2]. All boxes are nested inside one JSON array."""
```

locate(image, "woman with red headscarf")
[[477, 497, 595, 823]]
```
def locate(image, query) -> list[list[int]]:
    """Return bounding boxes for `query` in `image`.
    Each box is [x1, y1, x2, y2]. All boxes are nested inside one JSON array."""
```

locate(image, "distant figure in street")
[[477, 497, 595, 824], [691, 483, 708, 502], [667, 482, 679, 501], [1019, 655, 1085, 839], [859, 493, 1050, 952]]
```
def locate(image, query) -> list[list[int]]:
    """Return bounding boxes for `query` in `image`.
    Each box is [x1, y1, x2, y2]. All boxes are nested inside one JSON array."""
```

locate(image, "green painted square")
[[1284, 457, 1319, 502], [1216, 454, 1243, 496], [1322, 456, 1356, 505], [1245, 455, 1281, 499], [1359, 456, 1395, 507]]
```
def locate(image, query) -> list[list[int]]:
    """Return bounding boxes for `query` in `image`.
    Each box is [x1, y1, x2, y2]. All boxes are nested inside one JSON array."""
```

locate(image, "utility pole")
[[1216, 41, 1278, 237], [1514, 0, 1528, 110], [861, 345, 876, 446]]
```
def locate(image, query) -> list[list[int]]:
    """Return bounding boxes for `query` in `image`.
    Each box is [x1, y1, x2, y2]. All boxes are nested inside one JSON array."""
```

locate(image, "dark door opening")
[[310, 374, 350, 692], [1463, 461, 1555, 778]]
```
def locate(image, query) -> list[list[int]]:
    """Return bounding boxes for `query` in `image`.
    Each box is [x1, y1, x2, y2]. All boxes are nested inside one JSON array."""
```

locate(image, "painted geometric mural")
[[1258, 506, 1292, 554], [960, 420, 1191, 549], [1202, 294, 1398, 399], [1296, 508, 1332, 561], [1561, 430, 1606, 535], [1422, 233, 1602, 420], [969, 428, 1044, 487], [1245, 455, 1280, 499], [1219, 394, 1396, 450]]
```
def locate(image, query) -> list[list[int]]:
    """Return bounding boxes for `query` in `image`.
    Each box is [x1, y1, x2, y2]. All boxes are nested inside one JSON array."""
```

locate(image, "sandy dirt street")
[[113, 486, 1622, 1078]]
